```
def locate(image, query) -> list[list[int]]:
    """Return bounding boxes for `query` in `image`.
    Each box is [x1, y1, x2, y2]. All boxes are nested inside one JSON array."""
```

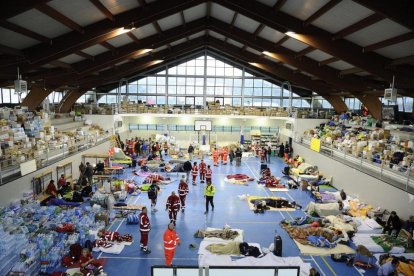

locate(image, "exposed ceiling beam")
[[180, 11, 186, 26], [332, 13, 384, 40], [49, 60, 73, 71], [79, 37, 207, 88], [304, 0, 341, 26], [390, 54, 414, 66], [89, 0, 115, 22], [215, 0, 414, 88], [253, 24, 265, 36], [230, 12, 238, 27], [75, 51, 94, 61], [16, 0, 204, 70], [137, 0, 146, 7], [352, 0, 414, 31], [207, 1, 212, 17], [363, 31, 414, 52], [0, 20, 50, 43], [100, 41, 117, 51], [0, 0, 53, 21], [274, 36, 289, 47], [31, 18, 207, 84], [0, 43, 24, 56], [294, 46, 315, 58], [209, 18, 382, 92], [340, 67, 364, 75], [319, 57, 339, 66], [153, 21, 162, 34], [272, 0, 287, 12], [35, 3, 84, 34], [127, 32, 140, 44]]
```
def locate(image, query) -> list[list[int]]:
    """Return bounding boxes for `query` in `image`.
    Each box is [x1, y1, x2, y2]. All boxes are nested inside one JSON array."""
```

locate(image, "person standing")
[[199, 160, 206, 184], [163, 141, 169, 155], [204, 182, 216, 214], [235, 147, 242, 167], [222, 147, 228, 165], [163, 223, 180, 266], [139, 206, 151, 254], [166, 191, 180, 225], [183, 160, 192, 183], [266, 145, 272, 163], [148, 182, 161, 212], [212, 148, 219, 166], [260, 147, 266, 163], [229, 148, 235, 166], [178, 177, 189, 213], [205, 165, 212, 184], [188, 144, 194, 160], [278, 142, 285, 158], [84, 162, 94, 186], [191, 161, 198, 186]]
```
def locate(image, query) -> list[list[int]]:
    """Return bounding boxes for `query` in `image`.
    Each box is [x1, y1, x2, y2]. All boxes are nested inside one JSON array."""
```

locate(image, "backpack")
[[148, 185, 157, 199]]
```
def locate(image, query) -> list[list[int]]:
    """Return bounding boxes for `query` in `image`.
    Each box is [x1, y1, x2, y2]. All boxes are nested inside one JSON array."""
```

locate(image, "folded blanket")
[[206, 241, 241, 255]]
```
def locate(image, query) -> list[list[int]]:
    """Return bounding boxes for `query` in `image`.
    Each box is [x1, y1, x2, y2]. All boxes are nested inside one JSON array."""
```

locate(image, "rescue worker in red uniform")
[[178, 177, 189, 213], [260, 147, 266, 163], [205, 165, 212, 184], [163, 223, 180, 266], [191, 161, 198, 186], [212, 148, 219, 166], [139, 206, 151, 253], [166, 191, 180, 225], [199, 159, 207, 183]]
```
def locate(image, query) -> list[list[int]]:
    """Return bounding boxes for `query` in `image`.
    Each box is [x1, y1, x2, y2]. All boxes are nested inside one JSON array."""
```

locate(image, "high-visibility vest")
[[204, 184, 216, 196], [205, 169, 212, 178], [192, 165, 198, 176]]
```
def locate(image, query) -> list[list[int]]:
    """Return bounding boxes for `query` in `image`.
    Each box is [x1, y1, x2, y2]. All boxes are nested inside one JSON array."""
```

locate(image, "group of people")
[[139, 172, 216, 264], [124, 137, 170, 162]]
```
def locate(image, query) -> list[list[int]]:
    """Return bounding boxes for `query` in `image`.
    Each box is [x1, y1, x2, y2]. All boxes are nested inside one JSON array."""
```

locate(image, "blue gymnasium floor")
[[99, 155, 379, 276]]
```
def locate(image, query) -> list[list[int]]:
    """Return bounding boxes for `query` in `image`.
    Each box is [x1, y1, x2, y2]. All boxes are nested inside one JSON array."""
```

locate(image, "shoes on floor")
[[181, 209, 185, 213], [204, 211, 208, 214], [143, 249, 151, 254]]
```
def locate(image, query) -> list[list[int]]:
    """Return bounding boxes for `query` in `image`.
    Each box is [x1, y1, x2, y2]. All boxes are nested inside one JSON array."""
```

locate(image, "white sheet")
[[92, 243, 125, 254], [198, 241, 261, 256], [352, 234, 405, 253], [268, 187, 289, 192], [198, 254, 311, 276], [353, 217, 383, 234], [202, 227, 244, 243], [374, 253, 414, 265]]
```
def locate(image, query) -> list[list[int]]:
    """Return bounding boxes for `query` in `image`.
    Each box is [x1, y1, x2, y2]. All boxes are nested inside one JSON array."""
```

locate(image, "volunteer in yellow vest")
[[204, 181, 216, 214]]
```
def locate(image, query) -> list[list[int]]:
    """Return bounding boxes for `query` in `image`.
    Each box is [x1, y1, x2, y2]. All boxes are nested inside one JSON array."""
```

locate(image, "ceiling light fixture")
[[285, 31, 296, 36], [123, 23, 136, 31]]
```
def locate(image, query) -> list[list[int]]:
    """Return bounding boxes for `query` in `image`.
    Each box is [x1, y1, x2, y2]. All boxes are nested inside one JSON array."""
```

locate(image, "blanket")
[[294, 240, 355, 256], [305, 202, 341, 217], [113, 204, 143, 210], [135, 171, 151, 177], [247, 196, 297, 211], [282, 226, 346, 246], [194, 227, 240, 240], [353, 234, 405, 253], [348, 199, 373, 217], [93, 243, 125, 254], [371, 235, 407, 252], [198, 241, 262, 256], [206, 241, 241, 255]]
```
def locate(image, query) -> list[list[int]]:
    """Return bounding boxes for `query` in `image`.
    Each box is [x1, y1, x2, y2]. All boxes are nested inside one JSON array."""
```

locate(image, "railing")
[[151, 266, 300, 276], [299, 137, 414, 194], [0, 131, 111, 186]]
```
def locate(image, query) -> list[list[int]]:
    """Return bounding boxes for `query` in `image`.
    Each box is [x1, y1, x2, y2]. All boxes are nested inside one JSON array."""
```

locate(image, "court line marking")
[[311, 256, 326, 276], [101, 256, 198, 260], [321, 256, 337, 276]]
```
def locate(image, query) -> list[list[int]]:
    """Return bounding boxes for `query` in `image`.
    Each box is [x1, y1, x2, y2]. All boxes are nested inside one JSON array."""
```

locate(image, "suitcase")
[[274, 234, 282, 256], [260, 164, 268, 172]]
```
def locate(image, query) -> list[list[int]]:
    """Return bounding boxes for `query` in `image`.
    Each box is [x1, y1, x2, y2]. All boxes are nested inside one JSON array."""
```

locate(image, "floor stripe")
[[311, 256, 326, 276], [321, 256, 337, 276], [228, 221, 279, 224]]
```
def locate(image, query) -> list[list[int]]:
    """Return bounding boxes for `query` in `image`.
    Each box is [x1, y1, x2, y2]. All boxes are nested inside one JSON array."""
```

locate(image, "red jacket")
[[178, 181, 189, 196], [166, 195, 181, 211], [199, 162, 207, 173], [206, 168, 212, 179], [192, 165, 198, 176], [139, 212, 150, 232], [163, 229, 180, 250]]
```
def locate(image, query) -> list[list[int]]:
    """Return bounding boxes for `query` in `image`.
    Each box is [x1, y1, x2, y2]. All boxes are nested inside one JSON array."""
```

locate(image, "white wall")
[[293, 141, 414, 220], [0, 141, 110, 207], [121, 114, 287, 147]]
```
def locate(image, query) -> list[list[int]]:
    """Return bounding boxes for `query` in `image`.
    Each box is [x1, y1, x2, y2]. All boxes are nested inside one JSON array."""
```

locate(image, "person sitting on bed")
[[46, 196, 81, 207], [45, 180, 58, 197], [80, 248, 104, 276], [377, 257, 399, 276], [383, 211, 402, 237]]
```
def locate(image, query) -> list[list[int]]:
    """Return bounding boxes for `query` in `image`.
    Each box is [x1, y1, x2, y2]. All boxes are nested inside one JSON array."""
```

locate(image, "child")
[[80, 248, 104, 276]]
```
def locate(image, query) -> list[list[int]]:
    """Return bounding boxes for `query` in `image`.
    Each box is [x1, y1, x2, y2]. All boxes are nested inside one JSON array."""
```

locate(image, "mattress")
[[352, 234, 405, 253], [354, 217, 383, 234], [198, 254, 312, 276], [202, 227, 244, 243], [198, 241, 261, 256]]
